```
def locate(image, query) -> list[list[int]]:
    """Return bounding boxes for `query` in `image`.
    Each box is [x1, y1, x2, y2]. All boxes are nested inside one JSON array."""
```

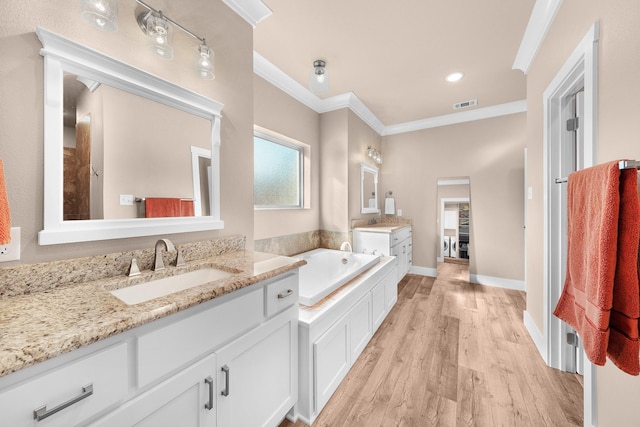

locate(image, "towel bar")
[[555, 159, 639, 184]]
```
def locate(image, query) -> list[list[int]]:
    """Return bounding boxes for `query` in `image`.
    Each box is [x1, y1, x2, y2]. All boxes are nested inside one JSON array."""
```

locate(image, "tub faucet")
[[153, 238, 175, 271], [340, 241, 352, 252]]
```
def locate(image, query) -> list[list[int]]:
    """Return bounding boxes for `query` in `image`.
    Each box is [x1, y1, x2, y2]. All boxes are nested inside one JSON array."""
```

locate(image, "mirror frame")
[[36, 27, 224, 245], [360, 162, 379, 214]]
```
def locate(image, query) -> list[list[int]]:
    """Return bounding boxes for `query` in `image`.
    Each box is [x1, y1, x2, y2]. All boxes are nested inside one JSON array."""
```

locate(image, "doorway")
[[543, 22, 599, 426]]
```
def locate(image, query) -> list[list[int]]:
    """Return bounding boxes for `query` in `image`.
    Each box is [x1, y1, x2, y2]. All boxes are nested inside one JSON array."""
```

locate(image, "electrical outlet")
[[120, 194, 134, 206], [0, 227, 21, 262]]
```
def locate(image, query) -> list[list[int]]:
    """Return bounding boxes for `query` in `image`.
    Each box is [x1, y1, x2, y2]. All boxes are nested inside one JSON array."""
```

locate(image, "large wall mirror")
[[360, 163, 379, 214], [37, 27, 224, 245]]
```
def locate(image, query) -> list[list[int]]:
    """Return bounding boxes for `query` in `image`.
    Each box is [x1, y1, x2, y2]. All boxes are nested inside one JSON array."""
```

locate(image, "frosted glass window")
[[254, 134, 303, 208]]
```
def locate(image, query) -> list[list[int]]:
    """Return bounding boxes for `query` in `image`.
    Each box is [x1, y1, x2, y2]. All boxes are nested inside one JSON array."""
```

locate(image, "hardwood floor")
[[280, 262, 583, 427]]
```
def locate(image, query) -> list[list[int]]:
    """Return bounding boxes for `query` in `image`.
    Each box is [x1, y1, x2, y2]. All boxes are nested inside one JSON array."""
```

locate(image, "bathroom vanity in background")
[[0, 251, 302, 427], [353, 225, 413, 282]]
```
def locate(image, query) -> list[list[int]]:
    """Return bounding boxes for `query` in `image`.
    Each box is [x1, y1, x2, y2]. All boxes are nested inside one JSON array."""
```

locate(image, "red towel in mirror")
[[180, 199, 194, 217], [145, 198, 181, 218], [553, 161, 640, 375]]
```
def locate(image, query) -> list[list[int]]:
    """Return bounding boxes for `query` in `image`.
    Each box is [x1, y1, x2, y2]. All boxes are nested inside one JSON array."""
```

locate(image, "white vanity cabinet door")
[[90, 353, 217, 427], [349, 293, 372, 362], [0, 343, 128, 427], [371, 277, 387, 332], [216, 306, 297, 427], [313, 315, 350, 413]]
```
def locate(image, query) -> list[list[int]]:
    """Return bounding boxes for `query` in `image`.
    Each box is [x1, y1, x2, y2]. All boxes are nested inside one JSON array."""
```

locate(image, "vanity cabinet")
[[353, 226, 412, 282], [0, 270, 299, 427]]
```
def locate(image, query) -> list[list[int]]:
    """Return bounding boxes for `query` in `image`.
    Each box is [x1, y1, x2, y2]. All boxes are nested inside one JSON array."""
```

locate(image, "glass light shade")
[[80, 0, 118, 32], [142, 11, 173, 59], [309, 60, 329, 94], [196, 44, 215, 80]]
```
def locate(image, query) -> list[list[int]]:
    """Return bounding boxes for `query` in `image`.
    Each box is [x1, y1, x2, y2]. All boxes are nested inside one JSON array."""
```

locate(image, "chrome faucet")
[[340, 241, 353, 252], [153, 239, 186, 271]]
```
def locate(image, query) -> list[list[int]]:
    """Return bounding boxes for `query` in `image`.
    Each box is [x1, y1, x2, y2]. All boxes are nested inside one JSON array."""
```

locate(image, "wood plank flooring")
[[280, 262, 583, 427]]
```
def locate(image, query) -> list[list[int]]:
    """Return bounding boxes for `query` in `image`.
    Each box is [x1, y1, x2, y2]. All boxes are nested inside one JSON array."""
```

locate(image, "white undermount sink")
[[110, 268, 234, 305]]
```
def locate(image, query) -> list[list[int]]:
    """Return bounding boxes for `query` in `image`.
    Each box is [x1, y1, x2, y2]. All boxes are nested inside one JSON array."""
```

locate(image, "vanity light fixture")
[[367, 146, 382, 165], [138, 9, 174, 59], [309, 59, 329, 94], [80, 0, 118, 32], [135, 0, 215, 79]]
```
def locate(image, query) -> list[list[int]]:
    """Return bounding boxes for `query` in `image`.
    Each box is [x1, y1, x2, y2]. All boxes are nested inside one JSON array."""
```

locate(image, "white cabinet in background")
[[313, 315, 350, 413], [353, 226, 412, 282]]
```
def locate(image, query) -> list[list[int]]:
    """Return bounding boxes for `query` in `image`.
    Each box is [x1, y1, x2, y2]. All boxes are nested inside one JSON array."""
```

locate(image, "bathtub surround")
[[0, 235, 245, 298], [254, 230, 320, 256]]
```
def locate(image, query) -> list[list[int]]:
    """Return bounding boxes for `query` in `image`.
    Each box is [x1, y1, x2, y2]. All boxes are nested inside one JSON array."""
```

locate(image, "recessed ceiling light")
[[445, 72, 464, 83]]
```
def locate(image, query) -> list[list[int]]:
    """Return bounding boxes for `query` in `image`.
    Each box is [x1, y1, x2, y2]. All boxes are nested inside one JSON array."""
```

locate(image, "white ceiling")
[[252, 0, 536, 128]]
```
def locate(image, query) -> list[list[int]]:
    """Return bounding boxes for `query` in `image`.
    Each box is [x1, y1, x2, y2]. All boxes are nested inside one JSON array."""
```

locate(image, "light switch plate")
[[0, 227, 21, 262]]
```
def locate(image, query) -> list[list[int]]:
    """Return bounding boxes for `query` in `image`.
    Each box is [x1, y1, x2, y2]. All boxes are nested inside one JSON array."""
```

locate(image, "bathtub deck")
[[281, 263, 583, 426]]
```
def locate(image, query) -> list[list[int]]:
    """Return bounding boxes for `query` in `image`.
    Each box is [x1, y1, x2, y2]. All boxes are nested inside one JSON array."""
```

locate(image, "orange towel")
[[0, 159, 10, 244], [180, 199, 194, 217], [553, 161, 640, 375], [145, 198, 181, 218]]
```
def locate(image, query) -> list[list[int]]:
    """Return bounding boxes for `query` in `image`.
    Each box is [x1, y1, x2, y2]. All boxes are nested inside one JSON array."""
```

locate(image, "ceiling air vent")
[[453, 99, 477, 110]]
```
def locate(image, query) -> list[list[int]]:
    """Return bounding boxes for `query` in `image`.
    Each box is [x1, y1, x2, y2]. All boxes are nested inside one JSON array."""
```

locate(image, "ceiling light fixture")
[[367, 146, 382, 165], [80, 0, 118, 32], [309, 59, 329, 94], [134, 0, 215, 79], [445, 72, 464, 83]]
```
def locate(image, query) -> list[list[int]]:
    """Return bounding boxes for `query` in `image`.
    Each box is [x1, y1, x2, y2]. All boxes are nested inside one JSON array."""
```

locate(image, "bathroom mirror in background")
[[360, 163, 379, 214], [37, 27, 224, 245], [436, 177, 471, 264]]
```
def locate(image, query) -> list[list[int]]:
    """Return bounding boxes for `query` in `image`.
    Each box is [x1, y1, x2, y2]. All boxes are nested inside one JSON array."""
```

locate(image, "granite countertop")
[[0, 250, 305, 378], [353, 224, 411, 233]]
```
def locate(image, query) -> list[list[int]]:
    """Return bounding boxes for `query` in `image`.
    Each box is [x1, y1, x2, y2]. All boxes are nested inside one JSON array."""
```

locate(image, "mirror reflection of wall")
[[360, 163, 379, 214], [436, 177, 471, 265], [62, 72, 212, 220]]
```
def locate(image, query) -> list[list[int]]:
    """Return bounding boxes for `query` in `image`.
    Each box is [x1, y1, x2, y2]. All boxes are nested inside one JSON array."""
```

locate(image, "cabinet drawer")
[[391, 227, 411, 246], [137, 287, 264, 387], [0, 343, 128, 427], [265, 272, 299, 317]]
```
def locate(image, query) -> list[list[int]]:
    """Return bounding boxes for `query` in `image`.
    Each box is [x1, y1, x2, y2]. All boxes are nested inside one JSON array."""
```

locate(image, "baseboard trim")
[[469, 274, 525, 291], [410, 265, 437, 277], [523, 310, 547, 363]]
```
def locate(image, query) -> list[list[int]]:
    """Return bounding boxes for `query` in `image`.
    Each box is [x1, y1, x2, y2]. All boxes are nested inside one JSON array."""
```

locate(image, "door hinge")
[[566, 117, 579, 132], [567, 332, 579, 347]]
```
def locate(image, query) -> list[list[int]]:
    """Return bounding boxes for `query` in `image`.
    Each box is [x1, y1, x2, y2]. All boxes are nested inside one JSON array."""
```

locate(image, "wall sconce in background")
[[367, 146, 382, 165], [309, 59, 329, 94], [196, 43, 215, 80], [80, 0, 118, 32]]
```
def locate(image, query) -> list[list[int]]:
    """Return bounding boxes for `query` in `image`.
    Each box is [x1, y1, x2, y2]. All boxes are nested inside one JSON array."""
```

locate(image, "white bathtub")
[[296, 248, 381, 306]]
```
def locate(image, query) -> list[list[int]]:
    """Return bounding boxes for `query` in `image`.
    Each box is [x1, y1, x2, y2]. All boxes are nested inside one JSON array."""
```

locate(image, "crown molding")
[[223, 0, 272, 28], [382, 100, 527, 136], [512, 0, 564, 74], [254, 52, 527, 137]]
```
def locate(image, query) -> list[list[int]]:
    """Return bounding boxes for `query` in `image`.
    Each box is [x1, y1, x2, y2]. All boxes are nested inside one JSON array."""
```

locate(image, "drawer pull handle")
[[34, 383, 93, 421], [204, 376, 214, 410], [277, 289, 294, 299], [221, 365, 230, 397]]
